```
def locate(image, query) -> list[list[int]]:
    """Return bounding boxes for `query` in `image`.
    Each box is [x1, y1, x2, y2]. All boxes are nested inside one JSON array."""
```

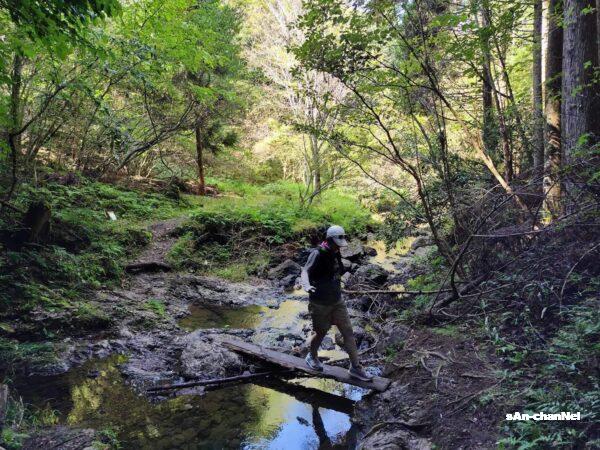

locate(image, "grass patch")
[[170, 179, 375, 278], [0, 178, 186, 324], [431, 324, 461, 337], [0, 338, 59, 371], [145, 299, 166, 317], [498, 300, 600, 449], [200, 178, 374, 235]]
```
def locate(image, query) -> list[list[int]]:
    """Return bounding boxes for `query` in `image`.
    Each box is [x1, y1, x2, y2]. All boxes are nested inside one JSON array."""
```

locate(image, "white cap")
[[326, 225, 348, 247]]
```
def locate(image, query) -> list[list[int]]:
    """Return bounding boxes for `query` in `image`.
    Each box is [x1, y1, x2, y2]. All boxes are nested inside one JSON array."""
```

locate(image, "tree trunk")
[[562, 0, 599, 156], [0, 384, 8, 429], [480, 6, 497, 159], [532, 0, 545, 193], [195, 124, 206, 196], [562, 0, 599, 211], [310, 134, 322, 195], [543, 0, 564, 219], [9, 54, 23, 154], [492, 87, 514, 183], [2, 55, 24, 204]]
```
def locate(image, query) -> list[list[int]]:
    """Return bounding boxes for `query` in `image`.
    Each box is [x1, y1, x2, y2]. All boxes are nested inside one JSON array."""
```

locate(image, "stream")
[[9, 238, 416, 449]]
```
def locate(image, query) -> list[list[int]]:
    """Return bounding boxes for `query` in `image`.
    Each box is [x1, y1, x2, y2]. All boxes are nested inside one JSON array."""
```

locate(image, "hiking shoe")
[[349, 365, 373, 381], [305, 354, 323, 371]]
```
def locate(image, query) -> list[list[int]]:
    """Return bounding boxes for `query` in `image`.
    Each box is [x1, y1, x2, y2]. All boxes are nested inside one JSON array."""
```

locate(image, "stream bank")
[[4, 215, 502, 450], [5, 218, 396, 449]]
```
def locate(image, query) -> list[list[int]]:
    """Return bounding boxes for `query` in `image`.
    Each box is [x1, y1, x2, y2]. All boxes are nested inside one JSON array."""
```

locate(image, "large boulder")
[[350, 264, 389, 287], [363, 246, 378, 257], [280, 274, 298, 291], [341, 258, 353, 271], [180, 334, 245, 379], [340, 240, 364, 261], [410, 235, 434, 251], [268, 259, 302, 280]]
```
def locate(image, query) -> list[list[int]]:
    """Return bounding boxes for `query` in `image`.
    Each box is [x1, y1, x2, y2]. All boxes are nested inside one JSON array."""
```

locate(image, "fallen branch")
[[147, 369, 294, 393], [343, 288, 452, 295]]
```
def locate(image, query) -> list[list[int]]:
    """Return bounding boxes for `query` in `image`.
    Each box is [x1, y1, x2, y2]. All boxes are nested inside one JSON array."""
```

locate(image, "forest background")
[[0, 0, 598, 448]]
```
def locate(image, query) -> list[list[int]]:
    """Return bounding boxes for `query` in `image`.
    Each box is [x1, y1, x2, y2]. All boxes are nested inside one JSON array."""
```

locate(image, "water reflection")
[[13, 356, 359, 449], [179, 304, 269, 330]]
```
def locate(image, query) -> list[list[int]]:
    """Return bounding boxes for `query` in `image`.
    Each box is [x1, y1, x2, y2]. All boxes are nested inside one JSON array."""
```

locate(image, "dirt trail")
[[130, 217, 185, 266]]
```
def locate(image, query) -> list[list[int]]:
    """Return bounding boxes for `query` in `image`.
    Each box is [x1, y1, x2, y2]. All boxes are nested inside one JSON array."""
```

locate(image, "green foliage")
[[1, 0, 121, 41], [498, 300, 600, 448], [145, 299, 166, 318], [168, 178, 373, 278], [431, 324, 461, 337], [0, 179, 183, 323], [200, 179, 373, 235], [1, 427, 29, 450], [0, 337, 58, 369], [94, 427, 122, 449]]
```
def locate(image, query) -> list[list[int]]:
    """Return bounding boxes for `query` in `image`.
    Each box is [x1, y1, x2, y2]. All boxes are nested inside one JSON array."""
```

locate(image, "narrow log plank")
[[222, 338, 391, 392], [147, 369, 293, 392]]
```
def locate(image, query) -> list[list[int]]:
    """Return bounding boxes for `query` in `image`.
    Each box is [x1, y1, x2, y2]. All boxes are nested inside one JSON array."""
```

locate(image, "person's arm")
[[300, 249, 318, 293]]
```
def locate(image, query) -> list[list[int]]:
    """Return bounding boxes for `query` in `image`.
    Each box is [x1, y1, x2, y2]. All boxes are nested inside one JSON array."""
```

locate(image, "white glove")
[[305, 285, 316, 293]]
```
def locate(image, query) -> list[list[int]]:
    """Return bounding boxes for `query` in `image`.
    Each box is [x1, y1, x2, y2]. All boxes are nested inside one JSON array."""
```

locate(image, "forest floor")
[[4, 206, 504, 449]]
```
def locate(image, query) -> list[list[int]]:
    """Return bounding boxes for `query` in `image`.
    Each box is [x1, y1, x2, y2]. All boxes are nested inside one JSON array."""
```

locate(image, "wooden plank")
[[147, 369, 294, 392], [222, 338, 391, 392]]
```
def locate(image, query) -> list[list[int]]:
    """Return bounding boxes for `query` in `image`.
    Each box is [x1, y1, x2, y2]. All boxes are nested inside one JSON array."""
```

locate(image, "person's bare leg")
[[307, 330, 327, 359]]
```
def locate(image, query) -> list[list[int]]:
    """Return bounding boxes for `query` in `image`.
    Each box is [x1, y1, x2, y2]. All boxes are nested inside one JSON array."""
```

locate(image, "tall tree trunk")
[[195, 124, 206, 196], [532, 0, 545, 193], [482, 61, 496, 156], [543, 0, 564, 219], [480, 6, 497, 158], [597, 0, 600, 64], [562, 0, 599, 155], [310, 134, 322, 195], [3, 54, 24, 204], [480, 5, 513, 182], [562, 0, 599, 211], [9, 54, 23, 153], [492, 86, 514, 183]]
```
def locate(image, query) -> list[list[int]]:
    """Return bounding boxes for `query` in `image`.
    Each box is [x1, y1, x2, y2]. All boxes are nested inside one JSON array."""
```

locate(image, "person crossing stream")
[[301, 225, 373, 382]]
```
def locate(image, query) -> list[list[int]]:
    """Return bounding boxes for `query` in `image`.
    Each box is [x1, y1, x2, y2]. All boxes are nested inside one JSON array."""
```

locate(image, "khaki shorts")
[[308, 301, 353, 335]]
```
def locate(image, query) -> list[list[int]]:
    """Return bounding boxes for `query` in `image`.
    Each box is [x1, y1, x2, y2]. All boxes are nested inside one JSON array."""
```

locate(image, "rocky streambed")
[[7, 221, 436, 449]]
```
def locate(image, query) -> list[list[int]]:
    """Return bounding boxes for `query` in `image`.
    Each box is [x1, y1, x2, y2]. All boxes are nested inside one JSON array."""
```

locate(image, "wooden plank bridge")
[[222, 338, 391, 392]]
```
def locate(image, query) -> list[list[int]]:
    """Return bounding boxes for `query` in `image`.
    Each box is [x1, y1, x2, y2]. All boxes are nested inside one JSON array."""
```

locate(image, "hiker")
[[300, 225, 373, 381]]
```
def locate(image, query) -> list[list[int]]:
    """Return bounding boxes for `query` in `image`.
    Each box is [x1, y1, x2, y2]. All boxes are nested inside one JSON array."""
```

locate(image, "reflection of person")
[[312, 406, 332, 449], [300, 225, 373, 381]]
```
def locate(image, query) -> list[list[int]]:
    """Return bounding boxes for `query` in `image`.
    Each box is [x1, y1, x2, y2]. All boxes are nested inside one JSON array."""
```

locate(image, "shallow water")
[[13, 295, 362, 449], [13, 355, 360, 449], [366, 238, 414, 272], [179, 304, 270, 330]]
